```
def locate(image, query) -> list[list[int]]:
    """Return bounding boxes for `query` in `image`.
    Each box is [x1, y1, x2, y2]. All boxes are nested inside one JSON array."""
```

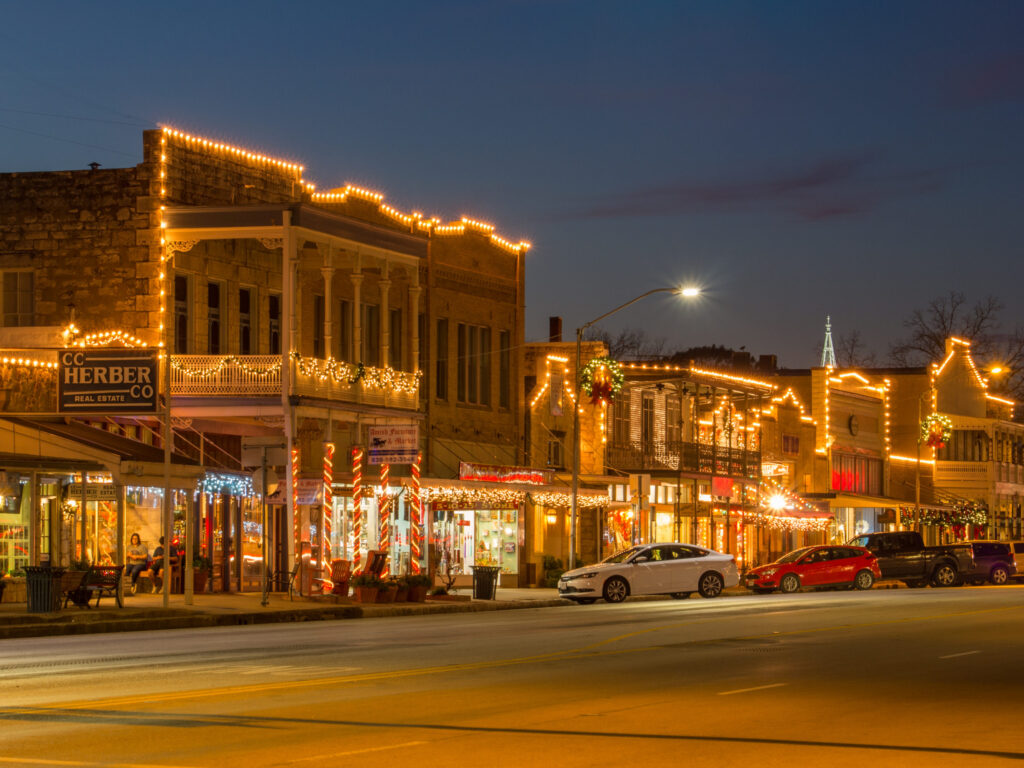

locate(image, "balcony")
[[170, 354, 420, 410], [606, 440, 760, 478]]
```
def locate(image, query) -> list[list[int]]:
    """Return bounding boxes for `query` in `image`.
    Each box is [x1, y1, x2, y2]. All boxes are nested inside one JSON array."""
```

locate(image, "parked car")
[[847, 531, 974, 587], [558, 543, 739, 604], [744, 545, 881, 594], [960, 540, 1016, 585], [1012, 542, 1024, 582]]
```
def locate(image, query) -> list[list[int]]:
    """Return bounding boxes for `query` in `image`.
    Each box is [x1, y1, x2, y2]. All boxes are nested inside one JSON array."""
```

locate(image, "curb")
[[0, 598, 572, 640]]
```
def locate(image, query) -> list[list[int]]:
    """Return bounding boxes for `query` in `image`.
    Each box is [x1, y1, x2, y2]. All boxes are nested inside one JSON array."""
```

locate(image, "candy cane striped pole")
[[378, 462, 391, 576], [291, 446, 300, 589], [410, 451, 423, 574], [322, 442, 335, 586], [352, 446, 363, 572]]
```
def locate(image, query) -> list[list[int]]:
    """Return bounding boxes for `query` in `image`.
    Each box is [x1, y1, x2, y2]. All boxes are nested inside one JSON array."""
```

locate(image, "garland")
[[899, 501, 987, 527], [921, 413, 953, 449], [580, 357, 624, 405]]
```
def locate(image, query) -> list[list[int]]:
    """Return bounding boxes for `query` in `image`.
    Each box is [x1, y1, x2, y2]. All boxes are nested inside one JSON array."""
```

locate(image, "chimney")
[[549, 316, 562, 343], [758, 354, 778, 371]]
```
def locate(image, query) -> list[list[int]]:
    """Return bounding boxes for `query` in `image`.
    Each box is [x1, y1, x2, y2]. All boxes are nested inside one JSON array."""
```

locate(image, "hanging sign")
[[367, 425, 419, 465], [58, 349, 159, 413], [295, 478, 323, 505]]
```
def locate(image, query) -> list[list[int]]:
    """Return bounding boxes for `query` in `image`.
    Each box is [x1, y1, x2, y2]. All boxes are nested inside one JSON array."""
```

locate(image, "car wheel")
[[670, 592, 691, 599], [931, 563, 958, 587], [854, 569, 874, 590], [602, 576, 629, 603], [779, 574, 800, 593], [698, 572, 724, 598], [576, 598, 597, 605], [990, 565, 1009, 585]]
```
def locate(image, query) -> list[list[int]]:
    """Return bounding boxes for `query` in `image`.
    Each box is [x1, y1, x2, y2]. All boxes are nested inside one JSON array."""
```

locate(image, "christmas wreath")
[[580, 357, 624, 405], [920, 413, 953, 449]]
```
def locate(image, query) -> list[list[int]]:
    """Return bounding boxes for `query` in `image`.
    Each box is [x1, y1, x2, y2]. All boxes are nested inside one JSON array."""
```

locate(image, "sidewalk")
[[0, 587, 573, 640]]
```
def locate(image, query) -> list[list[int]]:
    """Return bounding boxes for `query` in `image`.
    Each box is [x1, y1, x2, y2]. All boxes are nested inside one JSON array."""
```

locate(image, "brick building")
[[0, 126, 530, 589]]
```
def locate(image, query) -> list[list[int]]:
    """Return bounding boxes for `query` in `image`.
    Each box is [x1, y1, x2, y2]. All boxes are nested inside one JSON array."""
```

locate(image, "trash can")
[[26, 565, 64, 613], [471, 565, 501, 600]]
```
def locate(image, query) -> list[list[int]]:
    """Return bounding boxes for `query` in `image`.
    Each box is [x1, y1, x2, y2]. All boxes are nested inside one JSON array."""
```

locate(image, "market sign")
[[367, 425, 418, 465], [459, 462, 552, 485], [58, 349, 159, 414]]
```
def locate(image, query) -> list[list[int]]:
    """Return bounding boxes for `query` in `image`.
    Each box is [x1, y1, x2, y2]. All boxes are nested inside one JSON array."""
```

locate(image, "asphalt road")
[[2, 585, 1023, 768]]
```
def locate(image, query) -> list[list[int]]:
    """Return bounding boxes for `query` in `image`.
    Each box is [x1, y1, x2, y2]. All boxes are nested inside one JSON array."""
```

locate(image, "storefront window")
[[0, 481, 28, 575], [432, 508, 519, 576]]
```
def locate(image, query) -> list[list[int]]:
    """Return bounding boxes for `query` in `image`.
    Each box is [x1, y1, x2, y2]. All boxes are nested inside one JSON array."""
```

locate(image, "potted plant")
[[350, 573, 381, 603], [393, 577, 410, 603], [376, 579, 399, 603], [406, 573, 431, 602], [192, 555, 212, 593]]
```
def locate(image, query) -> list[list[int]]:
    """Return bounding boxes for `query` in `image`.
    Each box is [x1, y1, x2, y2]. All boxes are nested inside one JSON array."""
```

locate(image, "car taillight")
[[866, 553, 876, 560]]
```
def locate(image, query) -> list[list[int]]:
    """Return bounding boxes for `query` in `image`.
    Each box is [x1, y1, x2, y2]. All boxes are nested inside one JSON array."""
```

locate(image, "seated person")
[[150, 536, 181, 592], [125, 533, 149, 593]]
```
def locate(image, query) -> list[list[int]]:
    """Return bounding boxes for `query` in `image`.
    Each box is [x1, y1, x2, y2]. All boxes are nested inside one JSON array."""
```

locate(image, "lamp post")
[[569, 286, 701, 570], [914, 386, 936, 532]]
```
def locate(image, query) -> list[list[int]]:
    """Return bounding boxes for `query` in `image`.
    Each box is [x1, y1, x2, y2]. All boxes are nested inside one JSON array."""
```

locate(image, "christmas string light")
[[420, 486, 525, 507], [171, 356, 281, 378], [198, 472, 255, 497], [0, 356, 57, 370], [529, 491, 610, 509], [291, 353, 421, 394], [291, 447, 300, 574]]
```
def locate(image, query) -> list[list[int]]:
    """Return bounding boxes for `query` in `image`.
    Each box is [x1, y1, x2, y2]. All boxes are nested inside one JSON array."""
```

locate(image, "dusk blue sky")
[[2, 1, 1022, 366]]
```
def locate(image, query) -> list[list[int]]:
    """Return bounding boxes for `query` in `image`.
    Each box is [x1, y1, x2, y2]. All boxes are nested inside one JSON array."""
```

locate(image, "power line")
[[0, 122, 139, 160], [0, 107, 150, 128]]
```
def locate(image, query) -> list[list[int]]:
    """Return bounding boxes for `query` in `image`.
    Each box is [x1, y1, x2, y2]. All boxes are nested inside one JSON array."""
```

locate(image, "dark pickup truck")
[[847, 531, 974, 587]]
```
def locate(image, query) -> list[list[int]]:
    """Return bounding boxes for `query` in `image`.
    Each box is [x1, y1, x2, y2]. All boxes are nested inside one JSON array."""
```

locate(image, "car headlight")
[[569, 572, 598, 580], [759, 568, 778, 577]]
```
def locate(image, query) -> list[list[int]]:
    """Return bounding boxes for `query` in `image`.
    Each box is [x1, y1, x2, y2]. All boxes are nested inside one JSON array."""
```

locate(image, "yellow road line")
[[281, 741, 425, 763], [0, 758, 196, 768]]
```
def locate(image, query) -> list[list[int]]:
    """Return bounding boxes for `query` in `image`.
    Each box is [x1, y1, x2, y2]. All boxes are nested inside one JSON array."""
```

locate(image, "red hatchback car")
[[744, 545, 881, 594]]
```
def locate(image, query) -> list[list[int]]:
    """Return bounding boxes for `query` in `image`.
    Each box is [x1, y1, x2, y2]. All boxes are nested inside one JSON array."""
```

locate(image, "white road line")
[[282, 742, 426, 763], [0, 758, 196, 768], [717, 682, 787, 696], [939, 650, 980, 659]]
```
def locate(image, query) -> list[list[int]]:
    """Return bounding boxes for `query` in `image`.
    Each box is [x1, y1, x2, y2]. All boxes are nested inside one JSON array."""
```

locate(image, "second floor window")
[[499, 330, 511, 409], [389, 307, 402, 370], [436, 318, 449, 401], [611, 395, 630, 444], [362, 304, 380, 367], [207, 282, 222, 354], [782, 434, 799, 454], [457, 323, 491, 405], [338, 299, 353, 361], [174, 274, 189, 353], [268, 293, 281, 354], [2, 271, 33, 327], [313, 295, 325, 359], [666, 396, 681, 444], [238, 288, 253, 354], [641, 393, 655, 447]]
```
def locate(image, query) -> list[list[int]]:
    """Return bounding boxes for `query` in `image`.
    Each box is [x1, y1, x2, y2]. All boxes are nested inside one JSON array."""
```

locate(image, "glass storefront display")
[[0, 481, 28, 575], [432, 508, 519, 576]]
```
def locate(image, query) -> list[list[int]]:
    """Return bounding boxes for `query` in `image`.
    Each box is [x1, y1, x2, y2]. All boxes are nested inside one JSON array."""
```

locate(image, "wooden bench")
[[80, 565, 125, 608], [60, 569, 91, 609]]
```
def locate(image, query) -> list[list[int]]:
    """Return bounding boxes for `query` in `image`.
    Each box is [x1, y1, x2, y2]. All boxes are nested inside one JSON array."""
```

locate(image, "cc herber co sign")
[[58, 349, 159, 414]]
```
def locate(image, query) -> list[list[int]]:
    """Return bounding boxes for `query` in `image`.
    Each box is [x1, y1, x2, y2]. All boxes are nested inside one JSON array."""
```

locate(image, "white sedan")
[[558, 543, 739, 604]]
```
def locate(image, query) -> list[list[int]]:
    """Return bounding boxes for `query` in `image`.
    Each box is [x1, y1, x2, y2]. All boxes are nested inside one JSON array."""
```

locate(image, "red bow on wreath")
[[926, 422, 947, 449], [589, 367, 613, 404]]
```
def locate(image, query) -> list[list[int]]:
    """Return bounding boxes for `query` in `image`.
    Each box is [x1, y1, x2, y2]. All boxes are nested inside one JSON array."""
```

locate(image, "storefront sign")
[[761, 461, 790, 477], [367, 425, 418, 464], [58, 349, 159, 413], [65, 483, 118, 501], [295, 478, 323, 505], [0, 471, 19, 498], [458, 462, 552, 485]]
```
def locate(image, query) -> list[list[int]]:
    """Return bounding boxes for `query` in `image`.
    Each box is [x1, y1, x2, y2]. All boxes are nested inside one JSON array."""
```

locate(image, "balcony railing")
[[170, 354, 420, 410], [606, 440, 761, 478]]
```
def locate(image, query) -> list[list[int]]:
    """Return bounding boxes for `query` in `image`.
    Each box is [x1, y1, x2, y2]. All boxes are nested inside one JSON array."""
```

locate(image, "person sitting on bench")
[[150, 536, 180, 593], [126, 533, 149, 593]]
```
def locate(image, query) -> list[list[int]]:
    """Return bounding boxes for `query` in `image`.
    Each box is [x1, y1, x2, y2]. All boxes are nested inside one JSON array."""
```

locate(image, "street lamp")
[[569, 285, 701, 570]]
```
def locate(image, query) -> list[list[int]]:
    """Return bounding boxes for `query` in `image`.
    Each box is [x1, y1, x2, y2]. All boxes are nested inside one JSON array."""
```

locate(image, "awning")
[[802, 492, 904, 509], [404, 477, 611, 509]]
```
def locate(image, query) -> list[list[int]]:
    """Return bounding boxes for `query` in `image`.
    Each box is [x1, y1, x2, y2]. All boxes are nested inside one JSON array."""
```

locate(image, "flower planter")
[[193, 571, 209, 594], [407, 585, 428, 602], [376, 587, 397, 603], [394, 587, 409, 602], [353, 586, 379, 603]]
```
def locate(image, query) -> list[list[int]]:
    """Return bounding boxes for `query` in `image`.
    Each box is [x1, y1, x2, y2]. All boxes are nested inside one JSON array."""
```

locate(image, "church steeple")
[[820, 315, 836, 368]]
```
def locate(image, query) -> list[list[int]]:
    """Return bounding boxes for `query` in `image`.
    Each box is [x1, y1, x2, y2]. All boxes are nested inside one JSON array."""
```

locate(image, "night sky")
[[2, 1, 1022, 366]]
